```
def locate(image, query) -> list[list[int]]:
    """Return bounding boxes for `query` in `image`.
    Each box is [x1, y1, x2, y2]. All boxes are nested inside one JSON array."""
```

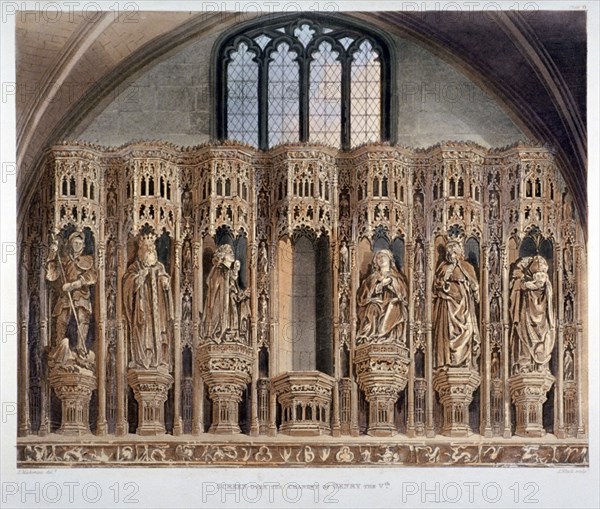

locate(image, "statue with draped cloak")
[[509, 255, 555, 374], [356, 249, 408, 344], [123, 235, 173, 370], [433, 241, 481, 369]]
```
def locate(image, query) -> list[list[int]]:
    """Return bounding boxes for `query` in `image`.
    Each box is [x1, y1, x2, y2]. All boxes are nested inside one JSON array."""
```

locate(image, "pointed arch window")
[[216, 16, 394, 150]]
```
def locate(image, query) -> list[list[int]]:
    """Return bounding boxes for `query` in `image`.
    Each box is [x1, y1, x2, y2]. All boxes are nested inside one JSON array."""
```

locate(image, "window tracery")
[[216, 17, 393, 149]]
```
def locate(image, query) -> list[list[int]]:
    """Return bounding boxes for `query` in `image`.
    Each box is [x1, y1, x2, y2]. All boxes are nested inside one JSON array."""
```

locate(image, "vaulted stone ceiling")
[[16, 10, 587, 231]]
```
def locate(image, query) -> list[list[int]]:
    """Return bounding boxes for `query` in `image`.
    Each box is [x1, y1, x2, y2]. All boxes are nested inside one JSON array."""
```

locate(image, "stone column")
[[192, 238, 203, 435], [501, 245, 512, 438], [268, 384, 277, 436], [39, 229, 51, 436], [575, 244, 586, 438], [349, 239, 360, 437], [331, 238, 341, 437], [18, 241, 30, 436], [406, 241, 416, 437], [95, 239, 108, 436], [267, 239, 278, 437], [115, 234, 127, 436], [555, 245, 566, 438], [480, 246, 492, 437], [172, 234, 183, 435], [257, 378, 269, 434], [425, 242, 435, 437], [198, 342, 253, 434], [354, 343, 409, 437], [249, 233, 259, 436]]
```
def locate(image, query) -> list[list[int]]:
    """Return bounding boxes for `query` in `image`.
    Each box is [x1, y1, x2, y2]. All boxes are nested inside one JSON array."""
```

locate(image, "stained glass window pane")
[[309, 41, 341, 147], [227, 42, 259, 147], [351, 40, 381, 148], [268, 43, 300, 147]]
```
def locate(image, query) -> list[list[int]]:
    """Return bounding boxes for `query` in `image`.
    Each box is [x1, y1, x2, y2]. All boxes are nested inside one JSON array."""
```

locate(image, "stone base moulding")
[[273, 371, 336, 436], [354, 342, 410, 437], [433, 367, 481, 437], [127, 368, 174, 436], [49, 367, 96, 435], [509, 371, 555, 438], [197, 342, 254, 434]]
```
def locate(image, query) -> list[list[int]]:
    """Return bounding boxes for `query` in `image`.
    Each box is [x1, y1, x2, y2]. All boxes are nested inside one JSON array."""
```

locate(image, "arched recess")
[[275, 231, 333, 376]]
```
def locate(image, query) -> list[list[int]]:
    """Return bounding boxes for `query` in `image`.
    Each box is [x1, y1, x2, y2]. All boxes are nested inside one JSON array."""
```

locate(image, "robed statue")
[[123, 234, 173, 370], [509, 255, 555, 374], [433, 241, 480, 369], [202, 244, 250, 343], [356, 249, 408, 344]]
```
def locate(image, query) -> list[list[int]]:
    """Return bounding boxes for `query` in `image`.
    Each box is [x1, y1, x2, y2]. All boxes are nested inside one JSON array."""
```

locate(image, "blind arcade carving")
[[17, 140, 588, 467]]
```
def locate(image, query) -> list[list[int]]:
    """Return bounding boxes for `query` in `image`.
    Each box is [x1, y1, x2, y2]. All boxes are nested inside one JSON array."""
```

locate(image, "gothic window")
[[216, 17, 394, 149]]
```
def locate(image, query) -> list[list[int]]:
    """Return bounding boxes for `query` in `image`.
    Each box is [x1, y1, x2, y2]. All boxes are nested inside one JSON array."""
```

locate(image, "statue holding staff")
[[46, 231, 97, 368]]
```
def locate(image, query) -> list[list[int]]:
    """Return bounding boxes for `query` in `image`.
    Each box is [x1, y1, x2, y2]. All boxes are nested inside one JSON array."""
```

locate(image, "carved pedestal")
[[509, 371, 554, 437], [197, 342, 253, 434], [354, 342, 409, 437], [273, 371, 335, 436], [127, 368, 173, 436], [433, 367, 481, 437], [49, 367, 96, 435]]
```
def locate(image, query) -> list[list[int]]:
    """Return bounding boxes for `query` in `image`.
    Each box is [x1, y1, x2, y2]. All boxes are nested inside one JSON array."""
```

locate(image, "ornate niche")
[[350, 146, 412, 436], [17, 140, 588, 467], [43, 148, 104, 435], [122, 150, 182, 436], [264, 147, 339, 436]]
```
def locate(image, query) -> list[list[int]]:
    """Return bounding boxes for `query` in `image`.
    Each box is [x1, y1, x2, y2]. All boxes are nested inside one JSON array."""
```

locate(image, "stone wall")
[[71, 34, 524, 148]]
